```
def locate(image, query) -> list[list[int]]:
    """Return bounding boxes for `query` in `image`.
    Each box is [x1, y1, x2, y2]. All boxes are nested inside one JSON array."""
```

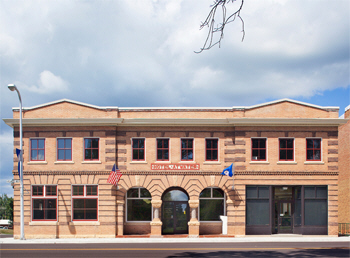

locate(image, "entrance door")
[[162, 189, 189, 235], [277, 201, 293, 233], [162, 201, 189, 234]]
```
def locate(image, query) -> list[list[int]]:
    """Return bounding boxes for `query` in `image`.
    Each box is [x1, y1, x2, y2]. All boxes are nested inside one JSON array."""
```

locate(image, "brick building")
[[338, 105, 350, 224], [3, 98, 347, 239]]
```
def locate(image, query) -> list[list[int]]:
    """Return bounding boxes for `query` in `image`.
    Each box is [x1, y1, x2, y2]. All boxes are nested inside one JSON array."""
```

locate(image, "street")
[[1, 242, 349, 258]]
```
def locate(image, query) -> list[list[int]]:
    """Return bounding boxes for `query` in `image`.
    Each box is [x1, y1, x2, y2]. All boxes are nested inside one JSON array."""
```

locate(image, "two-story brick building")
[[3, 98, 347, 239]]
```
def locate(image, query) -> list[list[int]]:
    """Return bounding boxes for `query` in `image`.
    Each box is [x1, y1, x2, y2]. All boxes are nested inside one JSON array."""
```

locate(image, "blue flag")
[[221, 163, 234, 177], [16, 148, 21, 177]]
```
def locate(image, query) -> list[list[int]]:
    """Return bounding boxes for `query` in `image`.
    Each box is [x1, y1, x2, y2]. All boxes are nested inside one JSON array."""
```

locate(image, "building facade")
[[4, 99, 347, 239], [338, 105, 350, 225]]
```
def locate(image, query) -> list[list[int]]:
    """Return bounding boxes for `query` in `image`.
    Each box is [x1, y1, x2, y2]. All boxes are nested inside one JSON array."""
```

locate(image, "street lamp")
[[8, 84, 25, 240]]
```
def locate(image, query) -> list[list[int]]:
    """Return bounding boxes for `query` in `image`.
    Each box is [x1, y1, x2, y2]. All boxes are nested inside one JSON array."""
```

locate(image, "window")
[[304, 186, 327, 226], [30, 139, 45, 161], [72, 185, 98, 221], [199, 188, 225, 221], [126, 188, 152, 221], [132, 138, 145, 161], [157, 139, 169, 161], [279, 138, 294, 161], [306, 139, 321, 161], [84, 138, 99, 161], [181, 139, 193, 161], [32, 185, 57, 221], [246, 186, 270, 226], [57, 138, 72, 161], [206, 139, 218, 161], [251, 138, 266, 161]]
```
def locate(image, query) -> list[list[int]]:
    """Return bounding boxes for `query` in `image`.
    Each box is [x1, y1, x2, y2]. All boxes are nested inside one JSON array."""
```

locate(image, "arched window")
[[126, 188, 152, 222], [199, 187, 225, 221]]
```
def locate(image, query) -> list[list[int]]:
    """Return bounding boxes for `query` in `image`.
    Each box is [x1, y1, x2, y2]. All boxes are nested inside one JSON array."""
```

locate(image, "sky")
[[0, 0, 349, 197]]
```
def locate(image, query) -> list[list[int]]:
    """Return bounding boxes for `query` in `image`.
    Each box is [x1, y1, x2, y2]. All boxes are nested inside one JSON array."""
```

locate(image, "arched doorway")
[[162, 188, 190, 235]]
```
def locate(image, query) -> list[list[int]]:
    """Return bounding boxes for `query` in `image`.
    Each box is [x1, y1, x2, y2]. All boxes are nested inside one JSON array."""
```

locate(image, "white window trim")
[[71, 184, 99, 222], [305, 137, 323, 162], [155, 138, 170, 162], [131, 137, 146, 162], [278, 137, 295, 162], [83, 137, 100, 162], [29, 137, 46, 162], [199, 187, 225, 222], [251, 137, 268, 162], [204, 137, 219, 162], [180, 137, 195, 162], [31, 184, 58, 222], [125, 187, 153, 223], [56, 137, 73, 162]]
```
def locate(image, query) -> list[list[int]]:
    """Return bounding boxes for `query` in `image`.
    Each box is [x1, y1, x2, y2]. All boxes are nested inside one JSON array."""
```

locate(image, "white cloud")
[[25, 71, 69, 94]]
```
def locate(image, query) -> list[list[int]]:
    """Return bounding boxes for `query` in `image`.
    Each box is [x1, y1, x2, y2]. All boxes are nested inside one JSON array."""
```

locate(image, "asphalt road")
[[1, 242, 349, 258]]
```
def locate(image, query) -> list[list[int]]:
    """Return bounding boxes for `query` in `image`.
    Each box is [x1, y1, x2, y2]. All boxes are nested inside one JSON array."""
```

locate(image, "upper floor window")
[[157, 139, 169, 161], [132, 138, 145, 161], [72, 185, 98, 221], [206, 138, 218, 161], [32, 185, 57, 221], [251, 138, 266, 161], [306, 138, 321, 161], [84, 138, 99, 161], [30, 139, 45, 161], [279, 138, 294, 161], [57, 138, 72, 161], [181, 139, 193, 161]]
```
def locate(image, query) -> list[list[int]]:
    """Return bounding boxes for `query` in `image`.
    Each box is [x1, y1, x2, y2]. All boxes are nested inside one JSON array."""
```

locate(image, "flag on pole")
[[107, 164, 122, 186], [221, 163, 234, 177], [16, 148, 21, 177]]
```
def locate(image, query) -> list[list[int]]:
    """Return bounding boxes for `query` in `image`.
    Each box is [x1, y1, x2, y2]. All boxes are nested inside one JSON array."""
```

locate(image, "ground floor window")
[[304, 186, 327, 226], [126, 188, 152, 221], [72, 185, 98, 221], [199, 187, 225, 221], [32, 185, 57, 221], [246, 186, 270, 226]]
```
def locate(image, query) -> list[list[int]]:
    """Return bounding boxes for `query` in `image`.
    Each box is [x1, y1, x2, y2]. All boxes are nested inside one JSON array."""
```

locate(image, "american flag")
[[107, 164, 122, 186]]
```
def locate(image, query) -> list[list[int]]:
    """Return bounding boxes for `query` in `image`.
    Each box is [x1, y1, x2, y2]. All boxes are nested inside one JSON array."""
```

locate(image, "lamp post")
[[8, 84, 25, 240]]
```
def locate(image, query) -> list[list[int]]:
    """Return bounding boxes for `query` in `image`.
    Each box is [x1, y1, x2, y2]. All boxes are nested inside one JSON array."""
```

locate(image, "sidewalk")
[[1, 234, 349, 244]]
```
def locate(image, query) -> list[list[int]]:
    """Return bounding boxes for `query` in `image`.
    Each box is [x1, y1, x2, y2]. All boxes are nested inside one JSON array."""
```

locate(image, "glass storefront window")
[[126, 188, 152, 221]]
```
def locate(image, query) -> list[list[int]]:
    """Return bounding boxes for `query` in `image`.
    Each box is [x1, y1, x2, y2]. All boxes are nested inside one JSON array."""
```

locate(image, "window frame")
[[181, 138, 194, 161], [278, 138, 295, 161], [126, 187, 153, 222], [31, 185, 57, 221], [306, 138, 322, 161], [251, 138, 267, 161], [205, 138, 219, 162], [199, 187, 225, 222], [156, 138, 170, 161], [131, 138, 145, 161], [84, 138, 100, 161], [57, 138, 72, 161], [71, 185, 98, 221], [30, 138, 45, 161]]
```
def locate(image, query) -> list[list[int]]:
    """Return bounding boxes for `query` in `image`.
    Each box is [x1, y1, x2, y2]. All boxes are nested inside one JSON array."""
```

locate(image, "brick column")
[[116, 200, 124, 236], [188, 200, 200, 237], [226, 199, 235, 236], [150, 200, 162, 237]]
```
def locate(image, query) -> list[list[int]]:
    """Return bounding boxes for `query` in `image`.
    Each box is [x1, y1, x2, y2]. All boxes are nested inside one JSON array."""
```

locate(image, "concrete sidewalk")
[[1, 235, 349, 244]]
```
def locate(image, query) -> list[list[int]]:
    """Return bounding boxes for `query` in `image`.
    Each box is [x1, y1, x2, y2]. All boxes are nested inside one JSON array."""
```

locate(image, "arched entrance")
[[161, 188, 190, 234]]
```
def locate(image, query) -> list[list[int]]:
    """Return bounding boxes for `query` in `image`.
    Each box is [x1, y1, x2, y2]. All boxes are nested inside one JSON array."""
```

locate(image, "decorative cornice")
[[3, 117, 347, 128], [17, 170, 338, 176]]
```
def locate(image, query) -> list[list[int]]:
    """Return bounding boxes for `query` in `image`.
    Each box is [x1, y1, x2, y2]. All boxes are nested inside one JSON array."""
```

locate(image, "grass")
[[0, 229, 13, 235]]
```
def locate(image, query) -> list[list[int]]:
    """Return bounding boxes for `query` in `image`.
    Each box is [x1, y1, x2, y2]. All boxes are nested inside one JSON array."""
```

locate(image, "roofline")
[[3, 117, 347, 128], [11, 98, 339, 112], [345, 104, 350, 112]]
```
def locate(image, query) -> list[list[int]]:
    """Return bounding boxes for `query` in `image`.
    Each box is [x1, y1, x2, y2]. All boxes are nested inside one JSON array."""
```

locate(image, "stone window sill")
[[69, 221, 100, 226], [29, 221, 58, 226], [54, 161, 75, 164], [203, 162, 221, 165], [304, 161, 324, 165], [27, 161, 47, 165], [277, 161, 297, 165], [81, 161, 102, 164]]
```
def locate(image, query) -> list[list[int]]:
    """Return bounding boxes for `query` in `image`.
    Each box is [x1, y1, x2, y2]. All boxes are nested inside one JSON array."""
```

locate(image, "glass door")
[[278, 201, 293, 233], [162, 201, 189, 234]]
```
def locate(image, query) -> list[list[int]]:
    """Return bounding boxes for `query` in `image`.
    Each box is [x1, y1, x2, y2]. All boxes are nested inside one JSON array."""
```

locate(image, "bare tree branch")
[[195, 0, 245, 54]]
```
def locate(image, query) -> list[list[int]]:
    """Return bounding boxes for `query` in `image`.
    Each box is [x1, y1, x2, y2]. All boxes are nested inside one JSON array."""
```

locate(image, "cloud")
[[0, 130, 14, 197], [24, 71, 69, 94]]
